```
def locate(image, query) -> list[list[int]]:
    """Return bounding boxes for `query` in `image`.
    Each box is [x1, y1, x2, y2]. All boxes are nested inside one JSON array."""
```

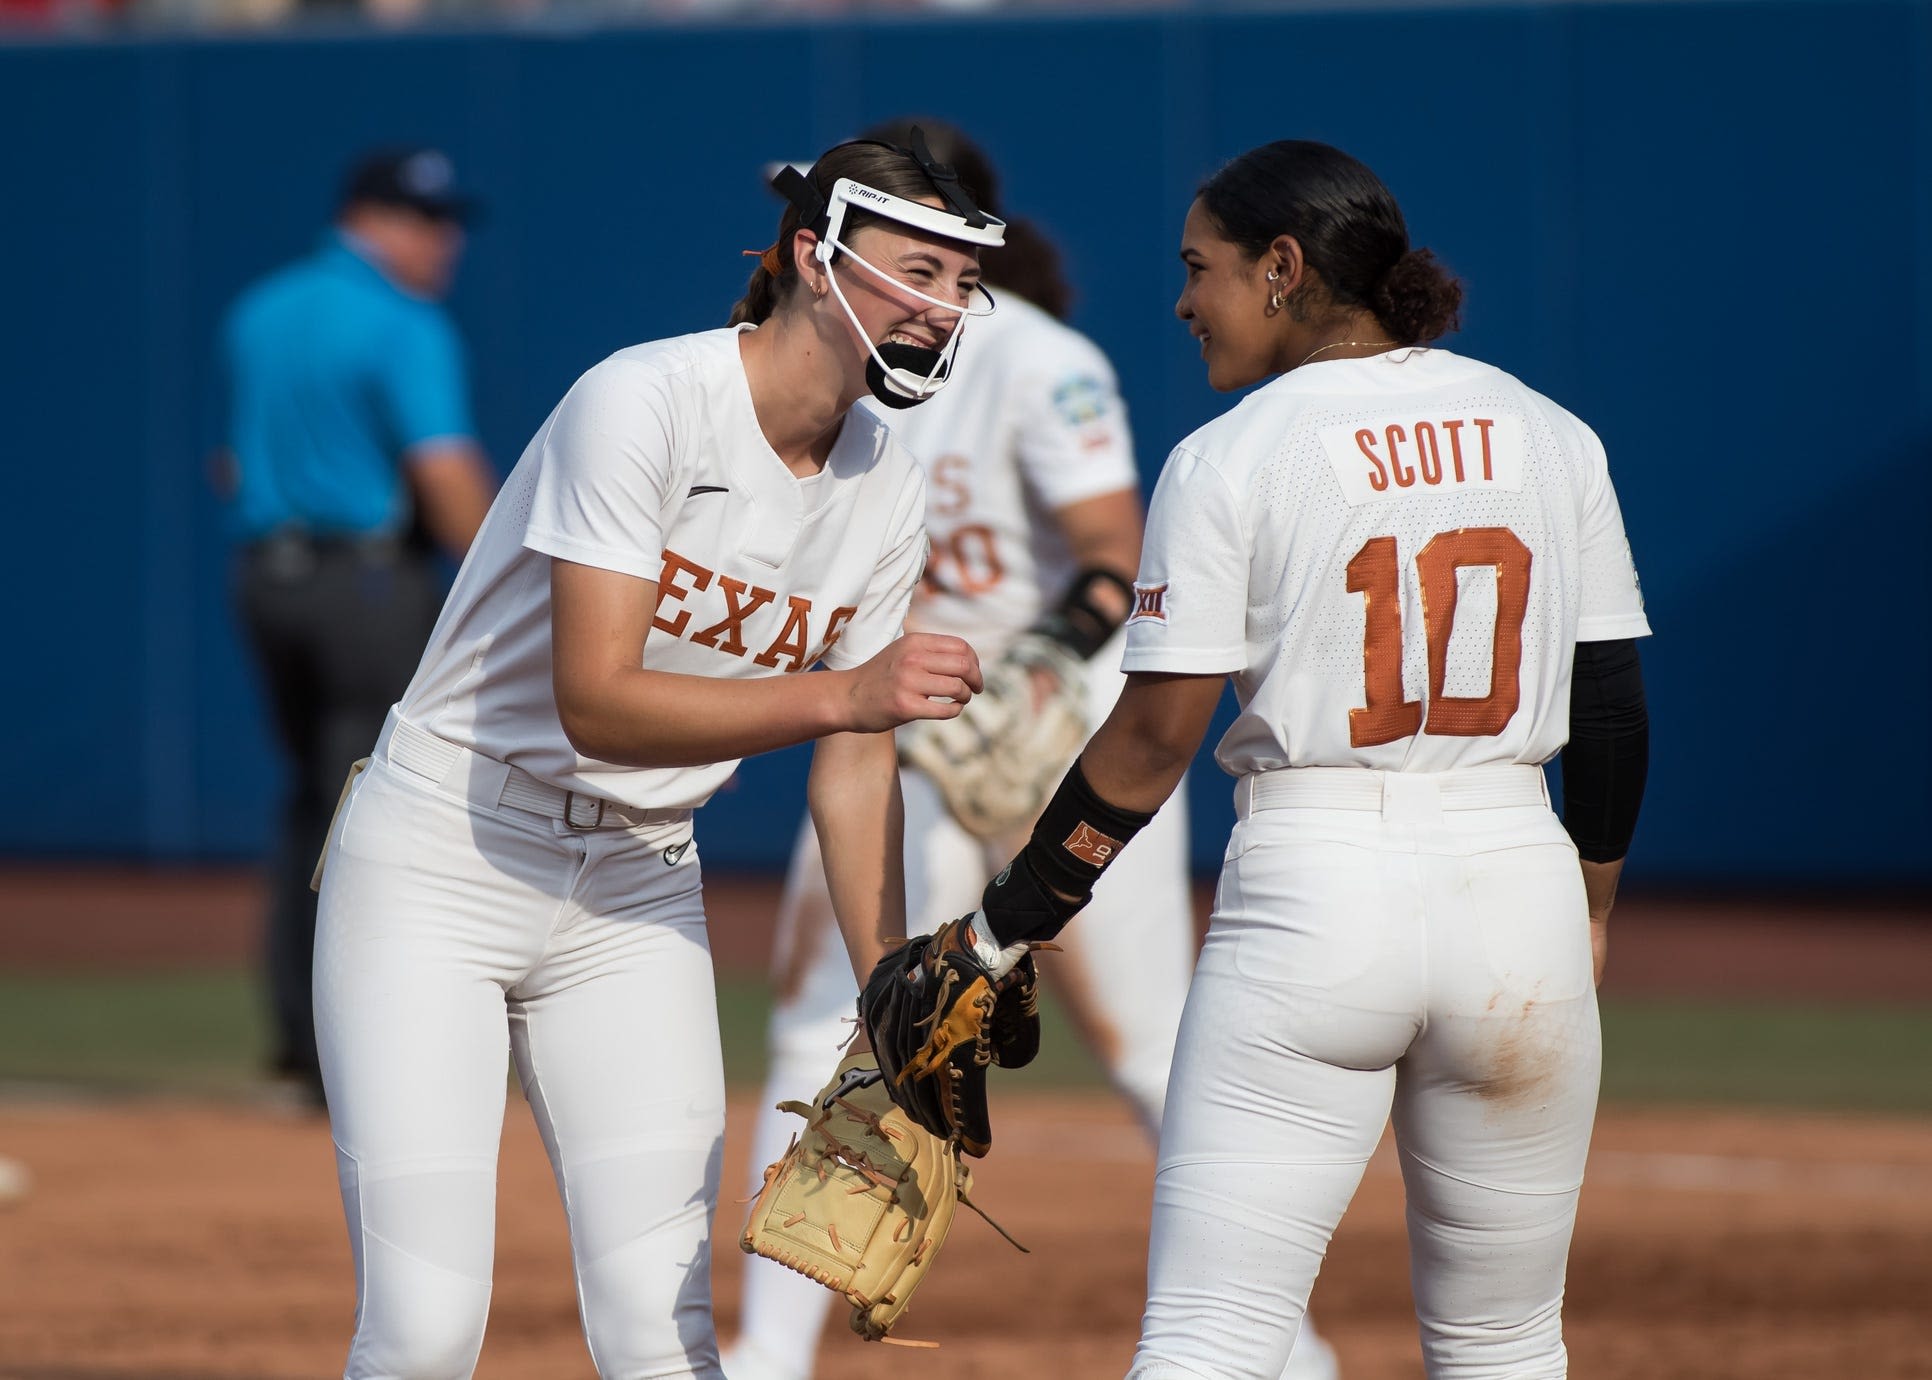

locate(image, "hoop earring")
[[1265, 267, 1286, 313]]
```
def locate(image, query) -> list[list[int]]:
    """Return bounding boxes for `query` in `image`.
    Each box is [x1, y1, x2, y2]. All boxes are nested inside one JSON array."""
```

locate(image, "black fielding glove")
[[857, 918, 1006, 1157], [987, 948, 1044, 1071], [858, 762, 1155, 1154]]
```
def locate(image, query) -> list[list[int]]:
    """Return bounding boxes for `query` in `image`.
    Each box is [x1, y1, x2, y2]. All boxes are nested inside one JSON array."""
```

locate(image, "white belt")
[[1235, 764, 1548, 818], [379, 714, 690, 831]]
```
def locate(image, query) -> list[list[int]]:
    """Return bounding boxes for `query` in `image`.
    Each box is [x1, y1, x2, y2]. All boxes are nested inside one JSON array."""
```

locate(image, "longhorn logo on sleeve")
[[1063, 823, 1123, 867]]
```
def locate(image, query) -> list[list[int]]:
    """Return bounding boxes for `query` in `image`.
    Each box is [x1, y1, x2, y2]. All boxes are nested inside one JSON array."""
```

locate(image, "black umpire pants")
[[236, 534, 443, 1091]]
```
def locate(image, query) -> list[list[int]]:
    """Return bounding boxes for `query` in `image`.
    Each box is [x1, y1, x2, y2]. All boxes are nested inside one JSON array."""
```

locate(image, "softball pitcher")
[[918, 139, 1650, 1379], [725, 122, 1338, 1380], [310, 133, 1005, 1380]]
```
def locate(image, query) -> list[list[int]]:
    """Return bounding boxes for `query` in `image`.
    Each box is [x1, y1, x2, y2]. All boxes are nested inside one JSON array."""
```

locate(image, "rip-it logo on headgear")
[[770, 128, 1006, 409]]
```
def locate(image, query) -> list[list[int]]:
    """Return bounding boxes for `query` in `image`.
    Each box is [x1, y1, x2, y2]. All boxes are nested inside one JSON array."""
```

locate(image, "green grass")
[[1599, 999, 1932, 1113], [1, 969, 1928, 1114], [0, 969, 1108, 1097], [0, 969, 273, 1096]]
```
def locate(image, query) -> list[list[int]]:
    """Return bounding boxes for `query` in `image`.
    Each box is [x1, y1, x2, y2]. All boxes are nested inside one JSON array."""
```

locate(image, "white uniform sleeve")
[[523, 358, 679, 582], [1572, 423, 1652, 642], [818, 465, 929, 671], [1121, 446, 1248, 674], [1013, 332, 1140, 511]]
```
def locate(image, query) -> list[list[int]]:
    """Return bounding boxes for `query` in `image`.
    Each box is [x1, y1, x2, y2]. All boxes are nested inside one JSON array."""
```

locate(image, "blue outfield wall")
[[1, 0, 1928, 883]]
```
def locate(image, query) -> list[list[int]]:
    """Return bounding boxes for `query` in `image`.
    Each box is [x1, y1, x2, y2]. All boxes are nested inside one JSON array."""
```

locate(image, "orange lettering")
[[1415, 421, 1442, 485], [1473, 418, 1495, 480], [1347, 528, 1531, 745], [1345, 536, 1422, 747], [930, 454, 971, 518], [812, 605, 859, 667], [1355, 428, 1389, 492], [1441, 419, 1467, 482], [923, 524, 1005, 598], [651, 549, 714, 637], [1385, 424, 1415, 488], [755, 595, 815, 672], [691, 576, 776, 657], [1416, 527, 1532, 737]]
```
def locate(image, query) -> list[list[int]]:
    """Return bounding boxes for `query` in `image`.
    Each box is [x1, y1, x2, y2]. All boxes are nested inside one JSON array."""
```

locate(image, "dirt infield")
[[1, 1095, 1929, 1379], [2, 869, 1929, 1378]]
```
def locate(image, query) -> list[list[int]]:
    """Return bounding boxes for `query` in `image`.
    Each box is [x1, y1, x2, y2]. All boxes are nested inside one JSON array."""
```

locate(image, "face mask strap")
[[905, 126, 991, 230], [771, 163, 828, 238]]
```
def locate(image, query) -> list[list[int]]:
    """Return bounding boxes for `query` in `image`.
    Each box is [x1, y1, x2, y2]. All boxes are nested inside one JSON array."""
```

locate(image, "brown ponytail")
[[728, 252, 788, 327], [1370, 247, 1463, 345]]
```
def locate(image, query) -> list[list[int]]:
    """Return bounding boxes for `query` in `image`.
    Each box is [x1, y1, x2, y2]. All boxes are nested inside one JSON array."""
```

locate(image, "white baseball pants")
[[315, 724, 726, 1380], [1128, 766, 1599, 1380]]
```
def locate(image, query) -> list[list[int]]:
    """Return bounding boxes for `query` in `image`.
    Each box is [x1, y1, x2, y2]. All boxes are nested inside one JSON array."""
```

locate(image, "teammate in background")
[[310, 134, 996, 1379], [724, 121, 1338, 1380], [942, 140, 1651, 1378], [215, 146, 498, 1108]]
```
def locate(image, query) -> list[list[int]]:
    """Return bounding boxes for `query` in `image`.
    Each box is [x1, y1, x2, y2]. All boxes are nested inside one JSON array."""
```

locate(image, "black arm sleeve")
[[977, 757, 1154, 947], [1560, 638, 1649, 863]]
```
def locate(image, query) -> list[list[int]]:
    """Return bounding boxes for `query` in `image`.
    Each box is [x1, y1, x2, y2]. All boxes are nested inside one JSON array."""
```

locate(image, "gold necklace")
[[1298, 339, 1397, 368]]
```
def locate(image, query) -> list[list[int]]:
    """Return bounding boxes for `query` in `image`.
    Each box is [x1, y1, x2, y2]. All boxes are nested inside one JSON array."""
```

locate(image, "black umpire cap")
[[339, 147, 482, 224]]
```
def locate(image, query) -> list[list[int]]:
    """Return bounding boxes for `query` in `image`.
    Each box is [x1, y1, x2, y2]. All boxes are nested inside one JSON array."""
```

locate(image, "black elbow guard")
[[1031, 567, 1136, 660], [1561, 638, 1649, 863], [979, 758, 1155, 946]]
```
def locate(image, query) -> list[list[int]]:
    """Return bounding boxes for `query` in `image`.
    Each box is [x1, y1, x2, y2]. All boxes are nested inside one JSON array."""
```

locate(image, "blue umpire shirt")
[[221, 230, 475, 540]]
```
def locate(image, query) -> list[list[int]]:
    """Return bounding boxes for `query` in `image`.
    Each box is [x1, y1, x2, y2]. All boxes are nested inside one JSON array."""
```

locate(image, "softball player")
[[725, 123, 1338, 1380], [310, 133, 1004, 1380], [950, 140, 1650, 1379]]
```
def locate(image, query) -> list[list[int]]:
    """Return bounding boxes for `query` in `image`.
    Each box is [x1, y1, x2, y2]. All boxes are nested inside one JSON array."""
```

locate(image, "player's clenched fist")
[[841, 632, 983, 732]]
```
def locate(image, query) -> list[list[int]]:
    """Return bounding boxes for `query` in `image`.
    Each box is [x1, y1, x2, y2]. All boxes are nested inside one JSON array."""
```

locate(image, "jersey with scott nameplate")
[[874, 293, 1139, 661], [395, 325, 928, 810], [1122, 347, 1649, 776]]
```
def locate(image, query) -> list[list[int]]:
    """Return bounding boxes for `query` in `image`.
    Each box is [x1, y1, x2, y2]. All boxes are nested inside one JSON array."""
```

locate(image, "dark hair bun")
[[1371, 248, 1463, 345]]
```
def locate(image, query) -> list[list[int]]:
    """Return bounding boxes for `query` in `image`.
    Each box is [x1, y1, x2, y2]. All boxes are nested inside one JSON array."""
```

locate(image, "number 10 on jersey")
[[1346, 526, 1532, 748]]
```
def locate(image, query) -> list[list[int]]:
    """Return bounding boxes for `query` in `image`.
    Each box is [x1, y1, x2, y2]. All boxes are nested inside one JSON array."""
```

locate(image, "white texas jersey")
[[874, 293, 1139, 661], [1122, 347, 1649, 776], [397, 325, 927, 810]]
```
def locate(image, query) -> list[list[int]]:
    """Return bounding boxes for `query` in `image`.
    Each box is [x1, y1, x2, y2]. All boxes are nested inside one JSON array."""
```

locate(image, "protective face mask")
[[769, 152, 1007, 408], [820, 235, 997, 408]]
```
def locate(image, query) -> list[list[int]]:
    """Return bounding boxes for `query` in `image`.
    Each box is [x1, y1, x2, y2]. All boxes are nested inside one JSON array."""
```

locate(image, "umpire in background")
[[216, 146, 497, 1107]]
